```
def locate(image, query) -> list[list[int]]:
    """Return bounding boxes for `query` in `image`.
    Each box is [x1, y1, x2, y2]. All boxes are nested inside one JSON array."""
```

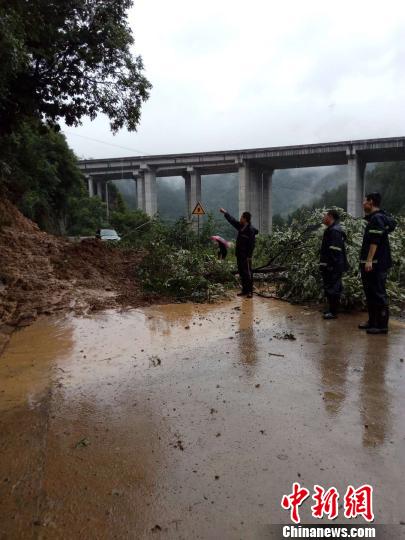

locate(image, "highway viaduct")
[[78, 136, 405, 233]]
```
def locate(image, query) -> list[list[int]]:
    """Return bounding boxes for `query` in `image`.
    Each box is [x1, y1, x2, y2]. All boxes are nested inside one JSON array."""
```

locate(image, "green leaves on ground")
[[254, 209, 405, 311], [137, 219, 236, 300]]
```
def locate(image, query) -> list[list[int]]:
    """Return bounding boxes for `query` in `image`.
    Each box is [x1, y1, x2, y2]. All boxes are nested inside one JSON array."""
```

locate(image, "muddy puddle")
[[1, 299, 404, 539]]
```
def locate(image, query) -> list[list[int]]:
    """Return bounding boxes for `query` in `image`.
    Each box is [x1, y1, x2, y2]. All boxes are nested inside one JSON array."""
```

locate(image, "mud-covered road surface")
[[1, 298, 404, 539]]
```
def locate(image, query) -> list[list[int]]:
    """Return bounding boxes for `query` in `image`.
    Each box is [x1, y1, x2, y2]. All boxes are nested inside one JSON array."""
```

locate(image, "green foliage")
[[65, 193, 106, 236], [110, 208, 152, 245], [365, 162, 405, 215], [137, 219, 236, 300], [259, 209, 405, 311], [0, 0, 151, 134], [0, 120, 85, 232]]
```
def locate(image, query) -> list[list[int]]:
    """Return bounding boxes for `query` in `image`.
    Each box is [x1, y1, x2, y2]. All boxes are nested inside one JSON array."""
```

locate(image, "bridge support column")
[[238, 162, 264, 231], [184, 168, 201, 225], [87, 176, 95, 197], [261, 170, 274, 234], [96, 180, 104, 200], [183, 172, 191, 217], [347, 154, 365, 217], [190, 168, 201, 215], [134, 172, 145, 212], [238, 162, 251, 216], [250, 168, 262, 230], [142, 167, 157, 216]]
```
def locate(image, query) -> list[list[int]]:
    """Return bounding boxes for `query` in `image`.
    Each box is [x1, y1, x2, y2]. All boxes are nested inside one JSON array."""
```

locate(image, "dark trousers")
[[361, 269, 388, 306], [321, 270, 342, 314], [218, 244, 227, 260], [237, 256, 253, 294]]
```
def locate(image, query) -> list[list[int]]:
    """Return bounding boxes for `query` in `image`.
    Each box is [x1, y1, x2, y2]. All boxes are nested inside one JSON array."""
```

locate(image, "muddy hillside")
[[0, 200, 150, 344]]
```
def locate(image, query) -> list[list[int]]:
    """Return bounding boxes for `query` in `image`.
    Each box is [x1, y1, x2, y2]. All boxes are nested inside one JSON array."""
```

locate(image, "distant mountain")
[[272, 166, 347, 216], [291, 161, 405, 217]]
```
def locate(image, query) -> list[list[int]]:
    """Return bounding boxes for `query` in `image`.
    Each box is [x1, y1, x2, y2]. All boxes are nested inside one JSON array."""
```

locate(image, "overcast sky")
[[64, 0, 405, 159]]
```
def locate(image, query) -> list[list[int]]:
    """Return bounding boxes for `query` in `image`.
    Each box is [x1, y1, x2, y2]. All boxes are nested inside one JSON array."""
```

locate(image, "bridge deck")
[[79, 136, 405, 178]]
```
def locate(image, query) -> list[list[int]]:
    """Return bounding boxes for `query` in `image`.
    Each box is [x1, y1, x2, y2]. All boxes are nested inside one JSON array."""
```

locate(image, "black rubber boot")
[[322, 295, 331, 315], [358, 304, 375, 330], [323, 296, 339, 320], [367, 306, 389, 335]]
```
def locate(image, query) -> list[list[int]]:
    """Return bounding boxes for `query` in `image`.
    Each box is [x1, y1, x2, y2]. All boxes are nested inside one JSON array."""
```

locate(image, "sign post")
[[191, 201, 206, 240]]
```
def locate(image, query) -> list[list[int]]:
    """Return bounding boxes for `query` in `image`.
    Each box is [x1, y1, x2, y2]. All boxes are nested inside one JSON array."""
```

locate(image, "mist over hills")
[[112, 160, 404, 235], [114, 165, 348, 221]]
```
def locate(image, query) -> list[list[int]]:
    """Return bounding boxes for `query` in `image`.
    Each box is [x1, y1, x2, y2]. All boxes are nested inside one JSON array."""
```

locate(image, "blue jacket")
[[319, 222, 349, 273], [224, 213, 258, 258], [360, 210, 396, 271]]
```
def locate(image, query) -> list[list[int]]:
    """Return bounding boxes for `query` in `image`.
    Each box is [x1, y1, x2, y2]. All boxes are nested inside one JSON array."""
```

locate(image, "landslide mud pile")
[[0, 199, 148, 340]]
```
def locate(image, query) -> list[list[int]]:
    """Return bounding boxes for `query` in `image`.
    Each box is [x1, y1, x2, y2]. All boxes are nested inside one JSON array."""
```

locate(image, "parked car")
[[96, 229, 121, 242]]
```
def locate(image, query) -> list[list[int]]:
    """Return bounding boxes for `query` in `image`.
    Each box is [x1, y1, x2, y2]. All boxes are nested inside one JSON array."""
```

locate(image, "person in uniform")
[[219, 208, 258, 298], [319, 209, 349, 319], [359, 192, 396, 334]]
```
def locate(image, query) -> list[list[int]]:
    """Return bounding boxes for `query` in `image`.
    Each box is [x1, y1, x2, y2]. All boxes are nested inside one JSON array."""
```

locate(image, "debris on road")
[[150, 356, 162, 367], [274, 332, 296, 341], [75, 438, 90, 448], [0, 199, 159, 335]]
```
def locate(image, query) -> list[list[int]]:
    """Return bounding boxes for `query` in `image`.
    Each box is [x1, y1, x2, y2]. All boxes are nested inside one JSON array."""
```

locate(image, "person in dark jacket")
[[219, 208, 258, 298], [359, 192, 396, 334], [319, 209, 349, 319]]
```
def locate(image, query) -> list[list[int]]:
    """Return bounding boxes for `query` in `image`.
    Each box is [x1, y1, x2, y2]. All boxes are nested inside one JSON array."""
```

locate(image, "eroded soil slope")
[[0, 199, 150, 347]]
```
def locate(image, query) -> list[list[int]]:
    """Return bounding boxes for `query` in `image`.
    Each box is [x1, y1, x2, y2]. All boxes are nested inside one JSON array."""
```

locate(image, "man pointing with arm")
[[220, 208, 258, 299]]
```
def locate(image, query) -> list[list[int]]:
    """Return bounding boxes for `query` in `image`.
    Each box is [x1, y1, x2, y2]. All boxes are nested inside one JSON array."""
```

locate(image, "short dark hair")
[[242, 211, 251, 223], [326, 209, 340, 221], [365, 192, 382, 207]]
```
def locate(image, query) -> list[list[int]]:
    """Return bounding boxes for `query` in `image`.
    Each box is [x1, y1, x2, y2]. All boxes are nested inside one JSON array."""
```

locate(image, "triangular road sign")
[[192, 201, 206, 215]]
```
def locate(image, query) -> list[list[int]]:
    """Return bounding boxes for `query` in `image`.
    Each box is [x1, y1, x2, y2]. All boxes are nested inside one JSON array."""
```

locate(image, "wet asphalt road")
[[0, 298, 404, 539]]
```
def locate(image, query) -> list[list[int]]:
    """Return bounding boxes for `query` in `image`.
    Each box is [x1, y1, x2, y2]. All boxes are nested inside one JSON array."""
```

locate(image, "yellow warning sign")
[[192, 202, 206, 216]]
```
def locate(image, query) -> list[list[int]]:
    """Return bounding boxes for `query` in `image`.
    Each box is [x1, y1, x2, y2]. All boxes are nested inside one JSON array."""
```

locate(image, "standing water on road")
[[1, 298, 404, 539]]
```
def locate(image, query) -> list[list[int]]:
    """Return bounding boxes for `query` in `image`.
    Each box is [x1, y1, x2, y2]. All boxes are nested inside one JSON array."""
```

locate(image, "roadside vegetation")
[[254, 209, 405, 312], [117, 217, 237, 301], [1, 0, 404, 317]]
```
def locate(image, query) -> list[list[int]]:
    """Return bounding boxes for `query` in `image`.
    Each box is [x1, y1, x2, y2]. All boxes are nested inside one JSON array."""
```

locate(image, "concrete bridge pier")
[[95, 180, 104, 201], [238, 162, 273, 234], [189, 168, 202, 217], [184, 168, 201, 228], [261, 170, 274, 234], [184, 172, 190, 216], [238, 161, 251, 216], [133, 172, 145, 212], [347, 153, 366, 217], [250, 167, 262, 229], [87, 176, 95, 198], [141, 165, 157, 216]]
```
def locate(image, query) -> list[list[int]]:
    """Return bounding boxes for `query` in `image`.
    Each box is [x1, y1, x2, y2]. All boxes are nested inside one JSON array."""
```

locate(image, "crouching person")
[[319, 209, 348, 319]]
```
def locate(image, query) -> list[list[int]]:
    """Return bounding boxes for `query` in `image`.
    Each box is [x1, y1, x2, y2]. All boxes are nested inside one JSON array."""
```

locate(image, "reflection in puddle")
[[0, 299, 404, 537]]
